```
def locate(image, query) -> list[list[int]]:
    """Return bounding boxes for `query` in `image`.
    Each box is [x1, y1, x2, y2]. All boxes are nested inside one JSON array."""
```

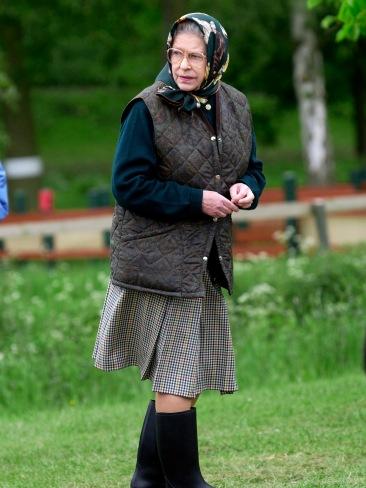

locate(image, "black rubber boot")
[[156, 407, 214, 488], [130, 399, 166, 488]]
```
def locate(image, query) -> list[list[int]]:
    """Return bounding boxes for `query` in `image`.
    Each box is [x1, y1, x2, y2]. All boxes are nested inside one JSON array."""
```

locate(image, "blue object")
[[0, 162, 9, 220]]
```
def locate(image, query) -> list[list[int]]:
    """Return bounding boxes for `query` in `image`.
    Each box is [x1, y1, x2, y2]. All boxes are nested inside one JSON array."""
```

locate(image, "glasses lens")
[[167, 49, 205, 66], [167, 49, 182, 64], [188, 53, 205, 65]]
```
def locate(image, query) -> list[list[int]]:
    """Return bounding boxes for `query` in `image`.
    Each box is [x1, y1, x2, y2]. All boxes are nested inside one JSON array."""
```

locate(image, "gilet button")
[[219, 255, 223, 261], [203, 256, 208, 262], [215, 174, 221, 181], [210, 136, 216, 141], [213, 217, 218, 222]]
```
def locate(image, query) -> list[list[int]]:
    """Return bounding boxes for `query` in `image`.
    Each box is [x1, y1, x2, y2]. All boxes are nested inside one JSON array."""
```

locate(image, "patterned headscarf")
[[156, 12, 229, 112]]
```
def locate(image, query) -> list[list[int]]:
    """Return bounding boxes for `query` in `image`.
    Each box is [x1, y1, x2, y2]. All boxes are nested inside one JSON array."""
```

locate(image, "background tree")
[[0, 0, 162, 209], [292, 0, 334, 185], [1, 0, 365, 204], [0, 2, 49, 209], [309, 0, 366, 41], [309, 0, 366, 158], [0, 61, 16, 153]]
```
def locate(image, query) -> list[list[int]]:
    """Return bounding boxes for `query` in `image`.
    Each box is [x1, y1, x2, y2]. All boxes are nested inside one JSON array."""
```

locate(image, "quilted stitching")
[[111, 82, 252, 297]]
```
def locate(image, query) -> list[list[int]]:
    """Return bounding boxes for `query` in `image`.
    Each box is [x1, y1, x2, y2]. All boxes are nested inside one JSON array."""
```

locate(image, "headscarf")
[[156, 12, 229, 112]]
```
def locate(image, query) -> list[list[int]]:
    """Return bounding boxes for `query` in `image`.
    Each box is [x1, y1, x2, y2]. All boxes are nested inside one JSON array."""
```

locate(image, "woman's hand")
[[202, 190, 239, 218], [229, 183, 255, 209]]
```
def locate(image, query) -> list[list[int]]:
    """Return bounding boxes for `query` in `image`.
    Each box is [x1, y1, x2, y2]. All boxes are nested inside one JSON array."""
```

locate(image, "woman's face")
[[170, 32, 207, 92]]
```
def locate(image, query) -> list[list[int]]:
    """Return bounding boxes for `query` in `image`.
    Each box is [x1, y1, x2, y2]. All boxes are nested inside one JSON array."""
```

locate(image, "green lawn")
[[1, 372, 365, 487]]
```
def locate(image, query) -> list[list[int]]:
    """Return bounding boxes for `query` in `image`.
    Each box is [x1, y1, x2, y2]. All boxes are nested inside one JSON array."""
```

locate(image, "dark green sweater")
[[112, 98, 265, 220]]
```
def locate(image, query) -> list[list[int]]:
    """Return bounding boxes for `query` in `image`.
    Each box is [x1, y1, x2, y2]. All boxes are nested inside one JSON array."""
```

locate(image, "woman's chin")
[[176, 81, 199, 91]]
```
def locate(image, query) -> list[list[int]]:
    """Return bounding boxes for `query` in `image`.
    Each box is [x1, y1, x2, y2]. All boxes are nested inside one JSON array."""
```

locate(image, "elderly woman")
[[92, 12, 265, 488]]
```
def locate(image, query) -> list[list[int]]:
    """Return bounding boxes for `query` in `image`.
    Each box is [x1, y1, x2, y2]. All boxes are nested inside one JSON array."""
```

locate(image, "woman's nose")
[[180, 56, 190, 69]]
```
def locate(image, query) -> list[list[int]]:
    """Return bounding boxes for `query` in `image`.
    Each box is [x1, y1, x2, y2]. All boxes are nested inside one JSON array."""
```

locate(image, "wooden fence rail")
[[1, 193, 366, 258], [231, 194, 366, 223], [0, 214, 111, 238]]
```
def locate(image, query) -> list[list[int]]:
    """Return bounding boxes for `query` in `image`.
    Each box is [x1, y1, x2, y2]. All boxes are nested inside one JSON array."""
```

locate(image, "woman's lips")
[[178, 76, 195, 82]]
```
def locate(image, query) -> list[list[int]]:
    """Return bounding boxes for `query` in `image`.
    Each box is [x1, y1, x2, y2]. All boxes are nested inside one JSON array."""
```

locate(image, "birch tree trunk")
[[291, 0, 334, 185]]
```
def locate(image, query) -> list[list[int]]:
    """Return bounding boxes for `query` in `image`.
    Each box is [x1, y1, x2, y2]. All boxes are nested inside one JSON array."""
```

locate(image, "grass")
[[27, 87, 364, 208], [1, 247, 365, 485], [0, 372, 365, 487]]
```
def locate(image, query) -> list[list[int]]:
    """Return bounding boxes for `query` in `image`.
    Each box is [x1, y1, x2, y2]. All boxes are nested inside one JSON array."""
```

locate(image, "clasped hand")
[[202, 183, 254, 218]]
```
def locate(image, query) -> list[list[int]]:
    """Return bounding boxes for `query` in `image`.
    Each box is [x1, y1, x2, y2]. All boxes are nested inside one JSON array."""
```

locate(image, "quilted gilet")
[[110, 81, 252, 297]]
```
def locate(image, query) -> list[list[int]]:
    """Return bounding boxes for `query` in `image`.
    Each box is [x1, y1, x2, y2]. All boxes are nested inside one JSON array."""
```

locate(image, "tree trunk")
[[351, 40, 366, 158], [0, 14, 43, 211], [291, 0, 334, 185]]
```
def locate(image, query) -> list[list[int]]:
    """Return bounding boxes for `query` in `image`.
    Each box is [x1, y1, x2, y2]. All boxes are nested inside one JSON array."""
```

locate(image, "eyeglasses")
[[167, 48, 207, 67]]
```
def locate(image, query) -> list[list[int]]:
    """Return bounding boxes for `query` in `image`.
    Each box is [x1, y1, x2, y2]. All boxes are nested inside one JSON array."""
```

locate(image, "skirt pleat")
[[92, 271, 238, 397]]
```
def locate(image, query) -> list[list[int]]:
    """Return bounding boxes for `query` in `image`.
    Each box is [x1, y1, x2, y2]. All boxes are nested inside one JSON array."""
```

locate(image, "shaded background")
[[0, 0, 365, 209]]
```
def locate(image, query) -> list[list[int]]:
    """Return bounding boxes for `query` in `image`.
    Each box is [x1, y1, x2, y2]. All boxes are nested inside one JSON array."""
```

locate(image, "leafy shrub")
[[230, 248, 366, 385], [0, 246, 365, 414]]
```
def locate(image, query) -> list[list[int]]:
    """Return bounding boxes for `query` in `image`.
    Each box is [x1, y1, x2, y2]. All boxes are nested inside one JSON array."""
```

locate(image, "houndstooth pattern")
[[92, 271, 238, 398]]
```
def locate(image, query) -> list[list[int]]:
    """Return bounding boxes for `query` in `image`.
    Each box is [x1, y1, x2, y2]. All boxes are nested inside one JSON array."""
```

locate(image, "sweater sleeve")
[[238, 131, 266, 210], [111, 99, 203, 220]]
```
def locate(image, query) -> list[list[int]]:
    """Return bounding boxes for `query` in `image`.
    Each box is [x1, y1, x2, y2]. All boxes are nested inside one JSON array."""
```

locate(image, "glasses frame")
[[167, 48, 207, 67]]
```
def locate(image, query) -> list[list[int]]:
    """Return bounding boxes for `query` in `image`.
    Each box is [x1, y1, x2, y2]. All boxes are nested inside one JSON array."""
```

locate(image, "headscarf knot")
[[156, 12, 229, 112]]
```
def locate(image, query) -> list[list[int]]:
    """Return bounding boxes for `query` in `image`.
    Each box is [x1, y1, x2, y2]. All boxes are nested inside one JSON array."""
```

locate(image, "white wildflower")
[[237, 283, 276, 304], [50, 330, 64, 341]]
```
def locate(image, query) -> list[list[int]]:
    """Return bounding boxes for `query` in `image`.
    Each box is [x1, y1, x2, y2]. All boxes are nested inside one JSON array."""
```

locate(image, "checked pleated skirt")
[[92, 270, 239, 398]]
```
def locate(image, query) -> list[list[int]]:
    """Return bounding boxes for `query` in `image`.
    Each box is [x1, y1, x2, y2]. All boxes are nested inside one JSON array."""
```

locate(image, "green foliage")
[[190, 0, 295, 105], [0, 1, 364, 178], [308, 0, 366, 41], [229, 248, 366, 384], [0, 246, 365, 414], [0, 70, 16, 105], [0, 0, 361, 148], [0, 1, 295, 105], [0, 55, 17, 152], [0, 0, 163, 87], [248, 93, 280, 145]]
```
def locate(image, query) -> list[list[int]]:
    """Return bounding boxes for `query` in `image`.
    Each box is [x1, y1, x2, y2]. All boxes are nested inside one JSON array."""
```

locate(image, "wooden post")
[[283, 171, 300, 255], [88, 187, 110, 208], [13, 189, 27, 213], [311, 198, 329, 252], [42, 234, 54, 251], [103, 230, 110, 248], [42, 234, 55, 267]]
